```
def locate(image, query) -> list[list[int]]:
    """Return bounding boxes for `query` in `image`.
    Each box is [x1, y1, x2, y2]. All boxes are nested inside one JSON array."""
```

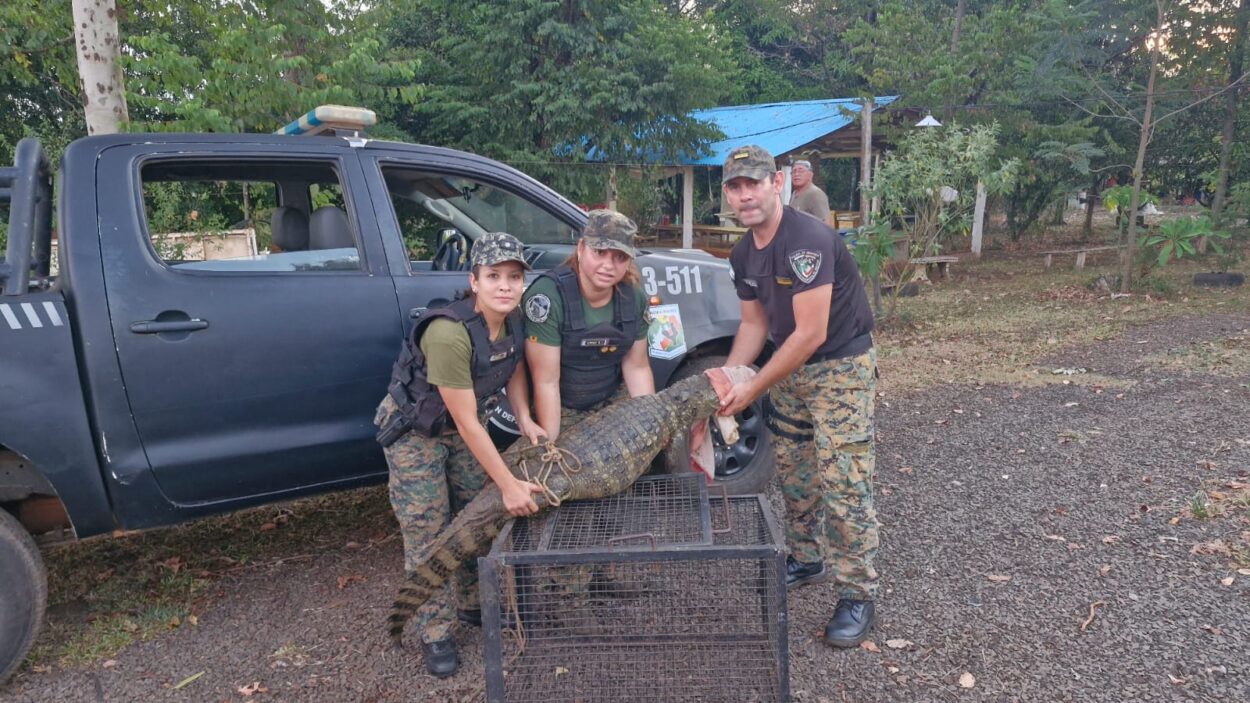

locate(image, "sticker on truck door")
[[646, 304, 687, 360]]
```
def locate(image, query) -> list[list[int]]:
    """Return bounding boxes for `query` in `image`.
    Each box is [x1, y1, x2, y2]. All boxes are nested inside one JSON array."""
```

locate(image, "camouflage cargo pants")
[[376, 396, 489, 644], [766, 348, 879, 601]]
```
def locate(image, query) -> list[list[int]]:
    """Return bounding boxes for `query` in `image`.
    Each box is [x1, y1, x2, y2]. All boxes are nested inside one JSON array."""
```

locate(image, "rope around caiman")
[[515, 440, 583, 507]]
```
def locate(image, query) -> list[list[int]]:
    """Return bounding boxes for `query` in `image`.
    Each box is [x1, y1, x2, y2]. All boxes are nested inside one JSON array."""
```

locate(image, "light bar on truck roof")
[[276, 105, 377, 137]]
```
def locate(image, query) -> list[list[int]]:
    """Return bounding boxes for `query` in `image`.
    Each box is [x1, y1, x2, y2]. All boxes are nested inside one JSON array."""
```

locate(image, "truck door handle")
[[130, 319, 210, 334]]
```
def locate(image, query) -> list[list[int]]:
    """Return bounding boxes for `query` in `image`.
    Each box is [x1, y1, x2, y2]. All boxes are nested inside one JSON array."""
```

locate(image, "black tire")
[[1193, 272, 1245, 288], [660, 355, 775, 494], [0, 509, 45, 685]]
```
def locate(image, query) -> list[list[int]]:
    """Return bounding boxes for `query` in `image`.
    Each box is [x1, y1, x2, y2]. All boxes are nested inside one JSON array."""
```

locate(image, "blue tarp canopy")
[[681, 96, 899, 166]]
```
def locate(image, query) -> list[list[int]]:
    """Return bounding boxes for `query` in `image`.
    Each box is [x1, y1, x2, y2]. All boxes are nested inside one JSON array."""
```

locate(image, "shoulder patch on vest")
[[788, 249, 822, 284], [525, 294, 551, 323]]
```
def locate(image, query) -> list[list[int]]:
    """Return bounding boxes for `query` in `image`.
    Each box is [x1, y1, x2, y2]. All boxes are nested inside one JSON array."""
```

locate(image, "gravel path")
[[4, 315, 1249, 702]]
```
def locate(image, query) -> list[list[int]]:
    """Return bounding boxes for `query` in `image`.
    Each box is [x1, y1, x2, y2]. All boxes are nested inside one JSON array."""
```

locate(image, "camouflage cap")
[[581, 209, 639, 258], [471, 231, 531, 269], [722, 144, 777, 182]]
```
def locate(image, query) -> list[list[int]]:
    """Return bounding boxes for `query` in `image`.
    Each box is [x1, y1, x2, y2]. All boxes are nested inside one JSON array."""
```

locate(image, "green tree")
[[384, 0, 736, 199]]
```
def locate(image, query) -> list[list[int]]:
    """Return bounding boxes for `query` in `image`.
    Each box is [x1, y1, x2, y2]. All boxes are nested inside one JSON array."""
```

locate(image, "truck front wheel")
[[660, 355, 776, 494], [0, 509, 46, 684]]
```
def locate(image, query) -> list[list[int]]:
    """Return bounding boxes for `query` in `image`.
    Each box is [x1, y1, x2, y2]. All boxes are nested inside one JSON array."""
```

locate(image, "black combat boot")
[[785, 556, 829, 589], [823, 599, 875, 648], [421, 637, 459, 678], [457, 608, 482, 627]]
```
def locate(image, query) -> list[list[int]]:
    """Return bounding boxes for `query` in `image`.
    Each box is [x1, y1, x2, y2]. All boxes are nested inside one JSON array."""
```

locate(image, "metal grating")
[[482, 479, 788, 703], [504, 474, 712, 552]]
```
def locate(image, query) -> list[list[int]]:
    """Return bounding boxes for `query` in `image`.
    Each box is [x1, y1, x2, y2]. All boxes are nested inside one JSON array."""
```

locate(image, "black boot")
[[421, 637, 459, 678], [823, 599, 875, 648], [457, 608, 482, 627], [785, 556, 829, 589]]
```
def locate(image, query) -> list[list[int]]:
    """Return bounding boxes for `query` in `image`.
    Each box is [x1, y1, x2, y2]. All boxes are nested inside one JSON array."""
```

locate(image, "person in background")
[[789, 159, 831, 223], [718, 145, 880, 649], [374, 232, 545, 678]]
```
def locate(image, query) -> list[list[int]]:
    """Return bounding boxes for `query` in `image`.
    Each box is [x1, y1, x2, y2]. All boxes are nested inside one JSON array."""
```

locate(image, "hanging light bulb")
[[915, 113, 942, 127]]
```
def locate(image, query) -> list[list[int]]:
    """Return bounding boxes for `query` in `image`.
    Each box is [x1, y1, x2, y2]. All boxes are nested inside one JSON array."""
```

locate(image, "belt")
[[805, 332, 873, 366]]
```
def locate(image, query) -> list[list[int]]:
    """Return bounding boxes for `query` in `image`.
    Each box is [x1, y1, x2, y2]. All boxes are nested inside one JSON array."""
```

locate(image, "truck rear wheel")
[[660, 355, 775, 494], [0, 509, 46, 684]]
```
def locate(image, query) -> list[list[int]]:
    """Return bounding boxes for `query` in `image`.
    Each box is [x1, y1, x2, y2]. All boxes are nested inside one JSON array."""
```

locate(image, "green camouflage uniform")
[[767, 349, 879, 600], [376, 395, 490, 644]]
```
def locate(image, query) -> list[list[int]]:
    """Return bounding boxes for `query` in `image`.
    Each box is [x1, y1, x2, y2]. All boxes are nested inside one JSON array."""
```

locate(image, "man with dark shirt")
[[718, 145, 880, 648]]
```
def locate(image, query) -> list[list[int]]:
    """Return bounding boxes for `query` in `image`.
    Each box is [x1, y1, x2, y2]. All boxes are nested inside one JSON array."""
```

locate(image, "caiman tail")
[[387, 367, 748, 647]]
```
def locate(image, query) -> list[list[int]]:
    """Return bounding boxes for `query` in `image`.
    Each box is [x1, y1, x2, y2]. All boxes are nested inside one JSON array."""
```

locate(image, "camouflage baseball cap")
[[471, 231, 531, 269], [581, 209, 639, 258], [722, 144, 777, 182]]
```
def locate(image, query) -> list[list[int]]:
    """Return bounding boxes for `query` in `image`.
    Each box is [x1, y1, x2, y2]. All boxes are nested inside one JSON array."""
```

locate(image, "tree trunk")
[[1082, 177, 1099, 242], [72, 0, 128, 135], [1211, 0, 1250, 226], [1120, 2, 1162, 293], [951, 0, 967, 53]]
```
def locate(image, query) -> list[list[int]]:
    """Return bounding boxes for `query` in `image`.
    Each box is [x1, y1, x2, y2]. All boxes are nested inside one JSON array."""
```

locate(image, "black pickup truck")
[[0, 128, 773, 681]]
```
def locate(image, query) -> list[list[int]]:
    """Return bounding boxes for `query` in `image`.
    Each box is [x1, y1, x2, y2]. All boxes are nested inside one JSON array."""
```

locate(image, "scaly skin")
[[387, 372, 722, 646]]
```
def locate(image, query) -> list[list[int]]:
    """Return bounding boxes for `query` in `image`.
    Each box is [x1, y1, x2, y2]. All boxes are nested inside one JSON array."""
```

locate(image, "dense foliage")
[[1, 0, 1246, 251]]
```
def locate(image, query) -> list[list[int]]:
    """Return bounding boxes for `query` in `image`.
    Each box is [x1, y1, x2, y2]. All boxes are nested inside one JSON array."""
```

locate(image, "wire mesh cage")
[[480, 475, 789, 703]]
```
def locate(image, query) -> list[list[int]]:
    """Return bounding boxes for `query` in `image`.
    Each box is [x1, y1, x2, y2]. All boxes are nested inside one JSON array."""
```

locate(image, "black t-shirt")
[[729, 206, 874, 357]]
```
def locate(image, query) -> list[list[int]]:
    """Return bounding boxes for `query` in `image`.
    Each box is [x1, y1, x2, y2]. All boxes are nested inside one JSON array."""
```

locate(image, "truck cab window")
[[381, 167, 577, 271], [139, 161, 362, 272]]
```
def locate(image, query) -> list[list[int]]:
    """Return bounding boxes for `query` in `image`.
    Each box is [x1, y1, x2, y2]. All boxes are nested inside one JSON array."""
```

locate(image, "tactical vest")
[[379, 297, 524, 444], [542, 265, 640, 410]]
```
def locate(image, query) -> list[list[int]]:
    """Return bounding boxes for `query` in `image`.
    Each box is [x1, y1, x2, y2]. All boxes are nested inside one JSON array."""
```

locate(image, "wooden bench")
[[1040, 245, 1123, 270], [909, 255, 959, 280]]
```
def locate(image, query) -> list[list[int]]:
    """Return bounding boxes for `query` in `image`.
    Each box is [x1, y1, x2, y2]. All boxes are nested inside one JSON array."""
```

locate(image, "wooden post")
[[970, 180, 987, 257], [681, 166, 694, 249], [781, 165, 793, 204], [860, 97, 873, 225], [606, 165, 618, 211]]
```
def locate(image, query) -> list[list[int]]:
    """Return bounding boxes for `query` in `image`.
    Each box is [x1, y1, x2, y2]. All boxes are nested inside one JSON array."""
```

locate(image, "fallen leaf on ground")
[[1238, 569, 1250, 576], [1101, 535, 1121, 544], [555, 666, 569, 675], [172, 671, 205, 690], [336, 574, 366, 590], [1168, 673, 1187, 685], [259, 522, 278, 531], [1099, 565, 1112, 577], [1202, 624, 1223, 635], [1045, 534, 1065, 542], [187, 614, 199, 626], [238, 682, 269, 697], [1168, 517, 1181, 525], [986, 574, 1011, 583], [959, 672, 976, 689], [102, 660, 117, 668], [885, 639, 913, 649], [859, 640, 881, 653], [1191, 540, 1231, 556], [1220, 576, 1234, 586], [898, 466, 914, 475]]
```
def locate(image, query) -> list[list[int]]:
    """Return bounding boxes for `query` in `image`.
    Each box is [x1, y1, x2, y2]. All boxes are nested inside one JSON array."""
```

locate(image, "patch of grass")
[[876, 254, 1250, 393], [29, 486, 394, 670], [1142, 333, 1250, 376]]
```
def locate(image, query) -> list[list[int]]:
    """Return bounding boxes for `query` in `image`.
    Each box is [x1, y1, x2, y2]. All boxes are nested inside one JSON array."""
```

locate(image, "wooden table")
[[650, 224, 747, 247]]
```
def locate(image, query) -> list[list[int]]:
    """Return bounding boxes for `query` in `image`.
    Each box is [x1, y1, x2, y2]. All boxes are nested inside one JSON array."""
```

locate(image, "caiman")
[[387, 365, 752, 646]]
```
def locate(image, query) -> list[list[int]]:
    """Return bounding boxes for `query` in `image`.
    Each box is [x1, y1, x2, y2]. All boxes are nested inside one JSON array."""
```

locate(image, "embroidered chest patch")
[[788, 249, 822, 284], [525, 294, 551, 323]]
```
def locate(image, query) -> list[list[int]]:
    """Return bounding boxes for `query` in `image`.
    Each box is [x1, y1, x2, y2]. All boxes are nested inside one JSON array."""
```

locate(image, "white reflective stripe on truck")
[[0, 302, 65, 330]]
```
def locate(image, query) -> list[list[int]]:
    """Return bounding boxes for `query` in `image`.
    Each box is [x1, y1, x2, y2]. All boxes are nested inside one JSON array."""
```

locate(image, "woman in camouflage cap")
[[373, 231, 545, 677], [522, 209, 656, 440]]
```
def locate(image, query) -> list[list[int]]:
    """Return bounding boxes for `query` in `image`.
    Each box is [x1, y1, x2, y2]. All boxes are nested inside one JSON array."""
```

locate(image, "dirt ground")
[[3, 273, 1250, 701]]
